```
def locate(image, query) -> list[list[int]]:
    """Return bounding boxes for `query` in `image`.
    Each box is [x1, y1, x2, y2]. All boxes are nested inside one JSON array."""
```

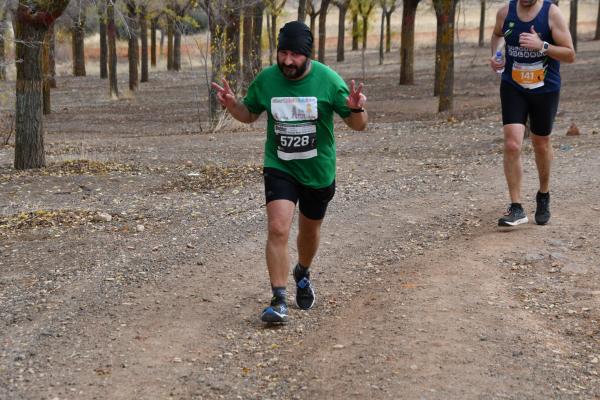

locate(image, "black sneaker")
[[498, 204, 528, 227], [294, 264, 315, 310], [261, 297, 288, 324], [535, 191, 551, 225]]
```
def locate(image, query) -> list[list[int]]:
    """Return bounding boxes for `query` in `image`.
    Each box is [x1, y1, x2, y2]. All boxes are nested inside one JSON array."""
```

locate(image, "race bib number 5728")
[[271, 97, 318, 161]]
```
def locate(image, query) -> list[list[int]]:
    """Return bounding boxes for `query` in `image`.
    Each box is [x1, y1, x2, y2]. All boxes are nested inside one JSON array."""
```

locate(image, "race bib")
[[271, 97, 318, 161], [512, 61, 545, 89]]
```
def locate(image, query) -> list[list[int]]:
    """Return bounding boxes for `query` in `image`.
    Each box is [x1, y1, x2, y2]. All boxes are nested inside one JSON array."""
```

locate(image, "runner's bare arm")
[[211, 80, 260, 123], [343, 80, 368, 131], [490, 5, 508, 72], [547, 4, 576, 63]]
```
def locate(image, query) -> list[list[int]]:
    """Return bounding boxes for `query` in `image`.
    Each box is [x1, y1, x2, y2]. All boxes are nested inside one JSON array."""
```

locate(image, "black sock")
[[271, 287, 287, 303], [294, 263, 310, 281], [511, 202, 523, 209], [538, 191, 549, 197]]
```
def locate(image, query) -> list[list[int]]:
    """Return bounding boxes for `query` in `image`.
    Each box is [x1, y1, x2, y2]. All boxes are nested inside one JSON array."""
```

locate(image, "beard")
[[277, 58, 310, 80], [520, 0, 538, 7]]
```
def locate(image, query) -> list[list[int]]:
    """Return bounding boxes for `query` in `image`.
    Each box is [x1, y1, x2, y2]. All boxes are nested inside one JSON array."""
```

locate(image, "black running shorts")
[[500, 80, 560, 137], [263, 167, 335, 220]]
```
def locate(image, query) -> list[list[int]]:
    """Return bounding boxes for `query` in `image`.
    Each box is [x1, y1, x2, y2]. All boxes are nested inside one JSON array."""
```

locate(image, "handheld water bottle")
[[495, 50, 505, 74]]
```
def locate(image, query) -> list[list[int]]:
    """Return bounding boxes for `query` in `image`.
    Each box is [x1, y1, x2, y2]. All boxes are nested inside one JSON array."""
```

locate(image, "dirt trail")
[[1, 41, 600, 399]]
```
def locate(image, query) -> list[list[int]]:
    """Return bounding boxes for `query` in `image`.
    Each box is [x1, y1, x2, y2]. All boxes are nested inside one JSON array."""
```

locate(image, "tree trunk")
[[267, 13, 273, 65], [127, 1, 139, 90], [352, 11, 359, 51], [434, 0, 457, 112], [167, 17, 174, 70], [595, 0, 600, 40], [385, 11, 392, 53], [251, 2, 265, 77], [298, 0, 307, 22], [14, 1, 70, 170], [336, 5, 347, 62], [570, 0, 578, 51], [43, 32, 51, 115], [48, 26, 56, 88], [225, 0, 241, 84], [309, 13, 317, 55], [209, 15, 224, 124], [151, 17, 157, 67], [173, 29, 181, 71], [0, 9, 7, 81], [107, 0, 119, 97], [399, 0, 419, 85], [318, 0, 330, 63], [379, 8, 385, 64], [434, 12, 443, 95], [99, 9, 108, 79], [140, 8, 148, 82], [361, 15, 368, 49], [478, 0, 485, 47], [242, 8, 253, 83], [72, 20, 86, 77]]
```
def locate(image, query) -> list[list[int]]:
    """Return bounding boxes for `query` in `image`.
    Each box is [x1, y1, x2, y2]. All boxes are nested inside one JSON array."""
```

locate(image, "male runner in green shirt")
[[212, 21, 368, 323]]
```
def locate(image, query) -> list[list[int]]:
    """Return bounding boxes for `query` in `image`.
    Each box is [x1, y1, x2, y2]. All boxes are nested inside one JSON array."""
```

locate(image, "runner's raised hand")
[[346, 80, 367, 109], [211, 79, 236, 109], [519, 25, 543, 51]]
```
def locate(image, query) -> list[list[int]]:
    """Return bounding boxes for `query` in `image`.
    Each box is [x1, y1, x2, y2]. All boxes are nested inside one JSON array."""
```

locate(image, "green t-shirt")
[[243, 61, 351, 189]]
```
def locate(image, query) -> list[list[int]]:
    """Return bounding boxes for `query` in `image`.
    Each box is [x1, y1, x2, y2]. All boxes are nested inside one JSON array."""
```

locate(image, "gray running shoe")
[[535, 191, 551, 225], [498, 204, 528, 227]]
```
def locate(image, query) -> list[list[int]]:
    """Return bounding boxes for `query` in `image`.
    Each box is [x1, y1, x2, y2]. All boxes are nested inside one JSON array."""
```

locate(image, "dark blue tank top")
[[501, 0, 560, 93]]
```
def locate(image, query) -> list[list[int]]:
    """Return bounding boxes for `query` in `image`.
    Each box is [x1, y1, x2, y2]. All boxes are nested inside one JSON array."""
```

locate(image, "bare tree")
[[225, 0, 241, 84], [569, 0, 577, 51], [596, 0, 600, 40], [433, 0, 458, 112], [298, 0, 307, 21], [0, 4, 8, 81], [383, 0, 397, 52], [13, 0, 70, 170], [356, 0, 375, 50], [351, 5, 358, 50], [333, 0, 350, 61], [478, 0, 485, 47], [140, 4, 148, 82], [317, 0, 330, 63], [150, 15, 158, 66], [378, 0, 396, 64], [97, 1, 108, 78], [68, 0, 87, 77], [107, 0, 119, 97], [265, 0, 286, 65], [399, 0, 420, 84], [125, 0, 139, 90], [306, 0, 320, 56]]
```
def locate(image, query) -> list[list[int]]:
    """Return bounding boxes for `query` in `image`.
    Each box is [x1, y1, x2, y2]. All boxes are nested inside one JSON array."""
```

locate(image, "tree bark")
[[434, 0, 457, 112], [399, 0, 419, 85], [267, 12, 273, 65], [352, 10, 358, 51], [225, 0, 241, 84], [150, 17, 157, 67], [107, 0, 119, 97], [361, 14, 368, 49], [379, 8, 384, 64], [298, 0, 307, 21], [0, 8, 7, 81], [385, 11, 392, 53], [140, 7, 148, 82], [48, 26, 56, 88], [173, 29, 181, 71], [569, 0, 577, 51], [309, 11, 318, 56], [71, 18, 86, 77], [127, 1, 139, 90], [14, 1, 70, 170], [594, 1, 600, 40], [318, 0, 330, 63], [434, 11, 443, 95], [335, 3, 348, 62], [99, 7, 108, 79], [478, 0, 485, 47], [251, 2, 264, 77], [167, 16, 174, 70], [43, 32, 51, 114], [242, 8, 253, 83]]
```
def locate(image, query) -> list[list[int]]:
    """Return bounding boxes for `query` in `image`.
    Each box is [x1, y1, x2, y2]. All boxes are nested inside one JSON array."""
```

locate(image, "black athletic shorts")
[[263, 167, 335, 220], [500, 80, 560, 137]]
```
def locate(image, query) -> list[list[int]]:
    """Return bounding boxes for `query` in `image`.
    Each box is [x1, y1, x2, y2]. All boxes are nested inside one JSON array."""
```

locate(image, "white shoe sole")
[[498, 216, 529, 227]]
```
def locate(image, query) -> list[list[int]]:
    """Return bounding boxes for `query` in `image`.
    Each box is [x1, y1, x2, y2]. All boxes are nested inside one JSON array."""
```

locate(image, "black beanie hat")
[[277, 21, 313, 58]]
